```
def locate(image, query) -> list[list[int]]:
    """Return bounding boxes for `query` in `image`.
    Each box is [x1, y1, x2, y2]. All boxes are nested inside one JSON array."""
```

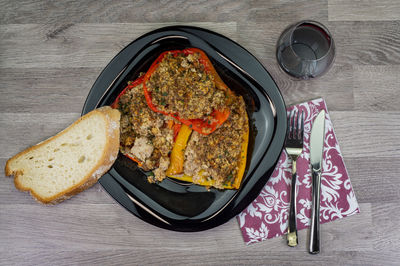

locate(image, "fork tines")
[[287, 110, 304, 142]]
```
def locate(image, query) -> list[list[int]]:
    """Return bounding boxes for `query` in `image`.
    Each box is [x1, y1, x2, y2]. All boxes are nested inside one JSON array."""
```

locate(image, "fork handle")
[[309, 169, 322, 254], [287, 161, 298, 247]]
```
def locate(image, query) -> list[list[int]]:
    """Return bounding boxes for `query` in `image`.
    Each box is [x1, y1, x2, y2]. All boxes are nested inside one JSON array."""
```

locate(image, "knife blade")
[[309, 110, 326, 254]]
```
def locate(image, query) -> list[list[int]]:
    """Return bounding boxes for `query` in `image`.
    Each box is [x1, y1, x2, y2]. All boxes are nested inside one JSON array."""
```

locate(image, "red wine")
[[276, 22, 335, 79]]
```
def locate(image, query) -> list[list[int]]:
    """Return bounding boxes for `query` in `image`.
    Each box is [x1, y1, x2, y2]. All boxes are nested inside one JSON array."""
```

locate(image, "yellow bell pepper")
[[166, 124, 193, 175]]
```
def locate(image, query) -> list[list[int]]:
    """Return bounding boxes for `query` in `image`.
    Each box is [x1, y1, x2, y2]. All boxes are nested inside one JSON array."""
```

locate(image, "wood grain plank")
[[0, 0, 247, 24], [0, 22, 237, 68], [0, 0, 328, 25], [6, 250, 398, 266], [245, 0, 328, 23], [332, 21, 400, 66], [372, 203, 400, 252], [328, 0, 400, 21], [0, 68, 101, 113], [0, 204, 256, 252], [0, 204, 375, 265], [329, 111, 400, 157], [344, 158, 400, 203], [353, 65, 400, 111], [237, 22, 288, 63]]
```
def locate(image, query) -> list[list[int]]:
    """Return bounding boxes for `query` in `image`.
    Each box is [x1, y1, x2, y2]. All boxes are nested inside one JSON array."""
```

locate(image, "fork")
[[285, 110, 304, 247]]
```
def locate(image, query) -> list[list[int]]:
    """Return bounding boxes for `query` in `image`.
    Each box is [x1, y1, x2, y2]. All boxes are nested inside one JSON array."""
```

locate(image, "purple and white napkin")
[[237, 98, 360, 245]]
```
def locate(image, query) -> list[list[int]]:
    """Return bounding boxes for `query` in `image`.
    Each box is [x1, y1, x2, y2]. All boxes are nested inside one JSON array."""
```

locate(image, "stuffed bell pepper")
[[112, 48, 249, 189]]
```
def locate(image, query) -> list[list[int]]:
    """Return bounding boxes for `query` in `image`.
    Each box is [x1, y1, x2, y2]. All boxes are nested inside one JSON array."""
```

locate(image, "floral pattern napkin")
[[237, 98, 360, 245]]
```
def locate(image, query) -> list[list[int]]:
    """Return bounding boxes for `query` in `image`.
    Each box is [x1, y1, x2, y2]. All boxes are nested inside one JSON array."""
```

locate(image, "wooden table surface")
[[1, 1, 400, 265]]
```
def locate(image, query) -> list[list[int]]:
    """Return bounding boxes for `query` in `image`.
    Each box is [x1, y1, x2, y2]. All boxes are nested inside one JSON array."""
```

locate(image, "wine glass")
[[276, 20, 335, 79]]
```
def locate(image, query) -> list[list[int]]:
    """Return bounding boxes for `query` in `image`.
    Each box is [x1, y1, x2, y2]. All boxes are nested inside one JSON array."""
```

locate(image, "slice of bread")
[[5, 106, 121, 204]]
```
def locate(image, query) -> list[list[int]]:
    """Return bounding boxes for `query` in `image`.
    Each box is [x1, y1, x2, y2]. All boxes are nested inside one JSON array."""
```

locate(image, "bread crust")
[[4, 106, 121, 204]]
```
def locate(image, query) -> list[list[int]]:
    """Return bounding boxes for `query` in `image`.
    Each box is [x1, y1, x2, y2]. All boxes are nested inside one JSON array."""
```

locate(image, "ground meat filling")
[[146, 52, 227, 120], [116, 81, 174, 182], [184, 95, 248, 189]]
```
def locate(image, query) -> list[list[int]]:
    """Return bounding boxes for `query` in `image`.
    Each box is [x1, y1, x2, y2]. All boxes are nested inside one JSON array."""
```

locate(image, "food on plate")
[[113, 48, 249, 189], [4, 106, 120, 204]]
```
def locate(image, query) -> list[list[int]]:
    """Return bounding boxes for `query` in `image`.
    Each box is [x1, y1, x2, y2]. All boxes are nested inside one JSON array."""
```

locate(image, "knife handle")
[[309, 169, 321, 254], [287, 167, 298, 247]]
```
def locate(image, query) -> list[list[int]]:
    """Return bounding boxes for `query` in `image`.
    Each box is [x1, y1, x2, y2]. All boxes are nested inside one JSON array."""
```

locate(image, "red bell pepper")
[[142, 48, 231, 135]]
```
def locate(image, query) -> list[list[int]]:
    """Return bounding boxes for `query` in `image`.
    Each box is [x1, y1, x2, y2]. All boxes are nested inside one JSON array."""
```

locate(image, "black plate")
[[82, 26, 286, 232]]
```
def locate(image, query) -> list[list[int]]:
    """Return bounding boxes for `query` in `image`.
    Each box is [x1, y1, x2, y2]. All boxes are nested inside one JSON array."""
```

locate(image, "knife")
[[309, 110, 326, 254]]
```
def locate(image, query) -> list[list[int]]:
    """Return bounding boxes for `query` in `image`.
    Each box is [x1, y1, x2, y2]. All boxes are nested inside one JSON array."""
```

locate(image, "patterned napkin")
[[237, 98, 360, 245]]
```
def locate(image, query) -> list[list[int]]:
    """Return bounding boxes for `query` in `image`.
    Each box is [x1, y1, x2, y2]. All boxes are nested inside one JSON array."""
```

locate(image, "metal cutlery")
[[309, 110, 326, 254], [285, 110, 304, 247]]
